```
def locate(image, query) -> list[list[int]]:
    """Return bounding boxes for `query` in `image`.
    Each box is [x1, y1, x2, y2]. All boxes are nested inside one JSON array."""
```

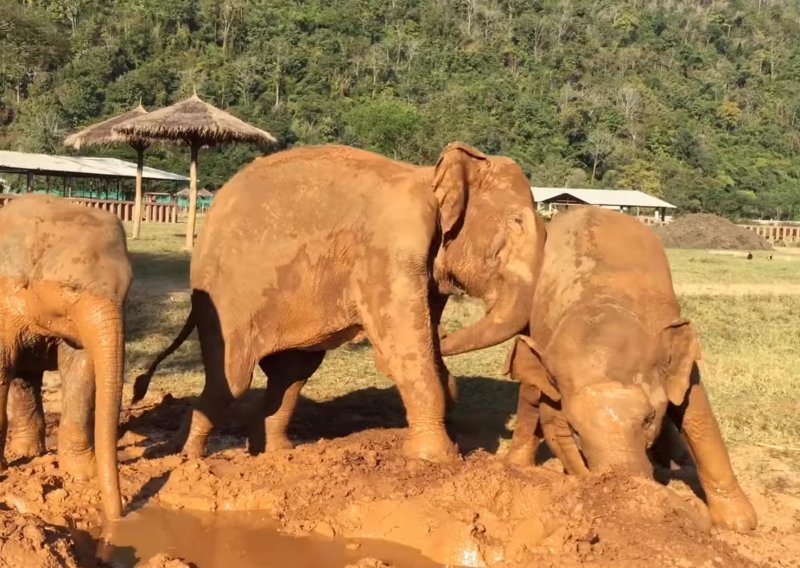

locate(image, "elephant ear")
[[659, 318, 701, 405], [503, 335, 561, 402], [432, 142, 488, 239]]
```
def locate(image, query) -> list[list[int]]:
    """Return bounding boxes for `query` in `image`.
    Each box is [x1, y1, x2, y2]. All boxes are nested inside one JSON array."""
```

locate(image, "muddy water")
[[95, 506, 445, 568]]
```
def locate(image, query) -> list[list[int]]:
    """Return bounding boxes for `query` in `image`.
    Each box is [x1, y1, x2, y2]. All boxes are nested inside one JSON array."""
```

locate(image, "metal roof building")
[[531, 187, 676, 221], [0, 150, 188, 182]]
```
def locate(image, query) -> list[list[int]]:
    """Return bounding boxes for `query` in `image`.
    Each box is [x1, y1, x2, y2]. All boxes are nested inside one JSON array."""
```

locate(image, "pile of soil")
[[1, 394, 797, 567], [0, 509, 82, 568], [653, 213, 772, 250]]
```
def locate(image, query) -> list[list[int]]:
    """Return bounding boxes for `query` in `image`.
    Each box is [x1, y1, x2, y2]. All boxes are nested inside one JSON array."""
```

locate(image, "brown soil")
[[653, 214, 773, 250], [2, 391, 798, 568], [136, 553, 196, 568], [0, 509, 83, 568]]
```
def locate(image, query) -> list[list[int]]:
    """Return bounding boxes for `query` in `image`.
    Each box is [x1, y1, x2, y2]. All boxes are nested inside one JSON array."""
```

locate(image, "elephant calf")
[[0, 195, 131, 521], [504, 206, 757, 531]]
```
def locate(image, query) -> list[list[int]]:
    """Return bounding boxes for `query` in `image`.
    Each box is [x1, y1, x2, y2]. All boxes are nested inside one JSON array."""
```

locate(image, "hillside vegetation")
[[2, 0, 800, 219]]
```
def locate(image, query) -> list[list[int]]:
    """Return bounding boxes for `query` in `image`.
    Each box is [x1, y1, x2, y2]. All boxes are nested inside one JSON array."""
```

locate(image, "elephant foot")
[[504, 443, 536, 467], [706, 486, 757, 531], [181, 435, 207, 460], [8, 435, 46, 458], [59, 450, 96, 481], [266, 435, 294, 453], [403, 428, 458, 463]]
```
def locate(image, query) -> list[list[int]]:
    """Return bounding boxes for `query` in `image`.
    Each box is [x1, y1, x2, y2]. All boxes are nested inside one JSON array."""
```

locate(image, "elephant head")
[[432, 143, 546, 356], [515, 309, 700, 476]]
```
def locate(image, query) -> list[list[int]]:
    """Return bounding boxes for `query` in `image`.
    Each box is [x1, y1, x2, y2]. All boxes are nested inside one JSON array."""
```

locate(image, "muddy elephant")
[[503, 206, 756, 531], [0, 195, 132, 521], [133, 142, 545, 461]]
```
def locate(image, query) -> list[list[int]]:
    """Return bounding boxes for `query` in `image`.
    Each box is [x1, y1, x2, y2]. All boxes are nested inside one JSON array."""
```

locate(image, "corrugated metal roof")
[[532, 187, 676, 209], [0, 150, 189, 182]]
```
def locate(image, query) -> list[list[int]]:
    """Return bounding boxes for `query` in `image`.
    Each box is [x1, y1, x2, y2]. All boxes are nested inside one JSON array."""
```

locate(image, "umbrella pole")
[[186, 143, 199, 250], [132, 144, 144, 239]]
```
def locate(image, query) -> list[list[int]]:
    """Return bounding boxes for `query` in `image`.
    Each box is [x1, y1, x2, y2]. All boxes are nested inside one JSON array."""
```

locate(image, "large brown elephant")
[[0, 195, 131, 521], [504, 206, 756, 531], [133, 142, 545, 461]]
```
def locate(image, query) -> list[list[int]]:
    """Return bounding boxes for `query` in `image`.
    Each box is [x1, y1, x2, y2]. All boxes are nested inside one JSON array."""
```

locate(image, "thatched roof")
[[64, 104, 149, 150], [113, 94, 277, 147], [177, 188, 214, 198]]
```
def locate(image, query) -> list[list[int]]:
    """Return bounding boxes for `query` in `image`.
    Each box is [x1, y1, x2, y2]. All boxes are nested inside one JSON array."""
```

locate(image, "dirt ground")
[[1, 384, 798, 568], [653, 214, 773, 250]]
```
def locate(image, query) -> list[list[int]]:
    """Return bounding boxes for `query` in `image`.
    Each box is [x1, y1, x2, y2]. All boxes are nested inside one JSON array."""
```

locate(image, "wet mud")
[[98, 506, 439, 568], [0, 392, 797, 567]]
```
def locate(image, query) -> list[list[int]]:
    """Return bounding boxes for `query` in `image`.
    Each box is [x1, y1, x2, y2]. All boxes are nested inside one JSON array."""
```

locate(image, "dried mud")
[[1, 392, 798, 567]]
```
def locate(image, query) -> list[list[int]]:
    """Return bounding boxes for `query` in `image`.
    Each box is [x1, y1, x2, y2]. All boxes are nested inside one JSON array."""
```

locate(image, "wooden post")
[[185, 142, 200, 250], [132, 143, 146, 239]]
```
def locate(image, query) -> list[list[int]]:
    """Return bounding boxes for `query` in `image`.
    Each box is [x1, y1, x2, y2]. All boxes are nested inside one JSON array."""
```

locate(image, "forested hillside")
[[2, 0, 800, 219]]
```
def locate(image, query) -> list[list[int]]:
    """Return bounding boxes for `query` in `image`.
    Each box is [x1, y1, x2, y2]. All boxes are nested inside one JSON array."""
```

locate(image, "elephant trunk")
[[439, 278, 533, 356], [75, 296, 124, 520], [581, 436, 653, 478]]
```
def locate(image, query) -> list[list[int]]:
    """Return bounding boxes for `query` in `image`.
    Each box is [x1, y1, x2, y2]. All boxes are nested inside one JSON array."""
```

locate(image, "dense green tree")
[[1, 0, 799, 220]]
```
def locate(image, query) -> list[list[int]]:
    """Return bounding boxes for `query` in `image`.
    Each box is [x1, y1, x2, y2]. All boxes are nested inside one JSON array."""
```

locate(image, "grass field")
[[123, 222, 800, 452]]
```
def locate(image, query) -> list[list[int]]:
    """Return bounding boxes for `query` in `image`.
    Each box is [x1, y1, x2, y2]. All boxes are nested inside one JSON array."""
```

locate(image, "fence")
[[739, 224, 800, 245], [0, 194, 178, 224]]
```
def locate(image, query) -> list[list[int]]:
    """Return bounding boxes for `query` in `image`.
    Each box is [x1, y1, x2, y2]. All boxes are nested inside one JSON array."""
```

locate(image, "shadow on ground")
[[121, 375, 520, 457]]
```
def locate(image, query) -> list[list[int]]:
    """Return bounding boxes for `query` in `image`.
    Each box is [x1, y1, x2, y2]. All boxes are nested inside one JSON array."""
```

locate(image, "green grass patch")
[[667, 248, 800, 286]]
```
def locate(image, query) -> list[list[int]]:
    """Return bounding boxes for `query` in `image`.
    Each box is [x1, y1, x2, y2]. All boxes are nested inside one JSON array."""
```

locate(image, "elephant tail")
[[132, 310, 196, 403]]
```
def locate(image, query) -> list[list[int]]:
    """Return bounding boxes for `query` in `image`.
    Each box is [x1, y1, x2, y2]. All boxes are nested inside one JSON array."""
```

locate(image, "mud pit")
[[1, 392, 798, 567]]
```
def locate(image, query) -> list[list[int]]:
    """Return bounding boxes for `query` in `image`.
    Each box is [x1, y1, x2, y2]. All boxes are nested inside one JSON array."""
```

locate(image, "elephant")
[[0, 194, 132, 521], [132, 142, 546, 462], [503, 206, 757, 531]]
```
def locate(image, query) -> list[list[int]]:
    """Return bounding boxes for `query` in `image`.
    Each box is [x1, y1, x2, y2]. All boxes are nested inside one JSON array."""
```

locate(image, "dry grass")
[[123, 223, 800, 451]]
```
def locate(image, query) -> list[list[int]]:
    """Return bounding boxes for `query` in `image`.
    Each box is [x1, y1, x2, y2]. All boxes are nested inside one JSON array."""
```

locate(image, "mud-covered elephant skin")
[[134, 142, 545, 462], [504, 206, 756, 531], [0, 195, 132, 521]]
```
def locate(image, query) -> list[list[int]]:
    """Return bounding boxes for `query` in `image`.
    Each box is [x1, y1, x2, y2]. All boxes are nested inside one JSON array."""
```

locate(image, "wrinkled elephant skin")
[[135, 143, 545, 462], [0, 195, 132, 521], [505, 206, 756, 532]]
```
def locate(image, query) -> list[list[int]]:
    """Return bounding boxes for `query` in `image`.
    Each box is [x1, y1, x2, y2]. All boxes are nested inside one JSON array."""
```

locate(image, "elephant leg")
[[7, 373, 46, 458], [540, 403, 589, 476], [248, 350, 326, 455], [668, 376, 756, 531], [0, 350, 15, 471], [359, 275, 456, 462], [57, 344, 96, 480], [429, 292, 457, 411], [183, 295, 256, 458], [505, 383, 541, 467], [184, 352, 255, 459]]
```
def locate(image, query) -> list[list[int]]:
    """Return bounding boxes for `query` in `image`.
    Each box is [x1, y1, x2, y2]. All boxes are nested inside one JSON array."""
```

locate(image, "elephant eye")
[[643, 412, 656, 429]]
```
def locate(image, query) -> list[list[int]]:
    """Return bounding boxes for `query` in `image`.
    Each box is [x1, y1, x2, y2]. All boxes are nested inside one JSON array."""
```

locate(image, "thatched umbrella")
[[114, 92, 277, 249], [64, 104, 150, 239], [176, 187, 214, 198]]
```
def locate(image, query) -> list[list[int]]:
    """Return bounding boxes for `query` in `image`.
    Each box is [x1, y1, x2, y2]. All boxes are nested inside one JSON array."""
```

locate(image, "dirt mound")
[[0, 396, 795, 567], [147, 429, 749, 567], [0, 509, 82, 568], [653, 213, 772, 250]]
